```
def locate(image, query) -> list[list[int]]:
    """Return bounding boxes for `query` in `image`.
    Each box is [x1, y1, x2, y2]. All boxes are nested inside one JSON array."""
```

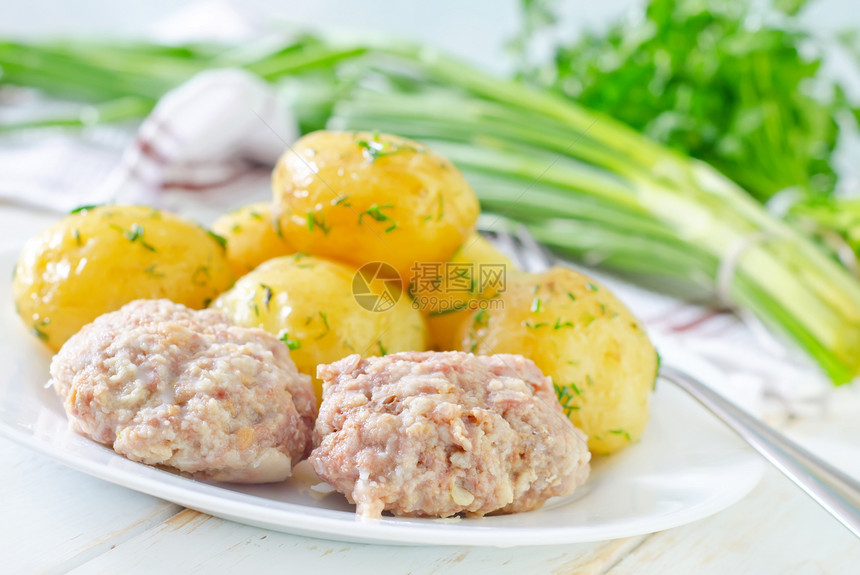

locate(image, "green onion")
[[2, 36, 860, 383], [329, 48, 860, 384]]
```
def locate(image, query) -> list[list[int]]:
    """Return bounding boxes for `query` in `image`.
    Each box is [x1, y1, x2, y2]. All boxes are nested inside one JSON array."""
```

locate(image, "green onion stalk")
[[786, 197, 860, 272], [1, 37, 859, 383]]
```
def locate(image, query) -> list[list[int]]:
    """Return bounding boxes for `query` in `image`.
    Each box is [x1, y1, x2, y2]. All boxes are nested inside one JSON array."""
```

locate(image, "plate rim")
[[0, 249, 765, 547], [0, 375, 765, 547]]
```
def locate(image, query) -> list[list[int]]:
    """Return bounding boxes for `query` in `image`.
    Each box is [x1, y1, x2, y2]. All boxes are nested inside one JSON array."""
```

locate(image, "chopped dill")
[[271, 215, 284, 238], [32, 318, 51, 342], [260, 284, 273, 309], [315, 311, 332, 339], [306, 212, 331, 235], [609, 429, 632, 442], [468, 309, 491, 352], [191, 266, 210, 286], [110, 222, 156, 252], [356, 135, 418, 162], [279, 332, 302, 351], [474, 309, 490, 327], [553, 381, 581, 415], [358, 204, 397, 233], [70, 204, 100, 214], [207, 230, 227, 250]]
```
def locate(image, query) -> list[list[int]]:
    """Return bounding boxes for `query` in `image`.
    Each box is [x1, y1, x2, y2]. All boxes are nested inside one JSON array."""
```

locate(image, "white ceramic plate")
[[0, 249, 763, 546]]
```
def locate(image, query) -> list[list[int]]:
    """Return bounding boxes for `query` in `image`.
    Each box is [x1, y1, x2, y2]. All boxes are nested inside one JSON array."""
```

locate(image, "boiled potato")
[[272, 131, 480, 283], [211, 202, 294, 277], [212, 254, 428, 399], [13, 205, 233, 350], [456, 266, 656, 455], [419, 234, 514, 350]]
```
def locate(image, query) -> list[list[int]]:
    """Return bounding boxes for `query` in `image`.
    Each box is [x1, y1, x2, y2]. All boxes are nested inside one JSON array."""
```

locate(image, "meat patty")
[[310, 351, 590, 518], [50, 299, 316, 483]]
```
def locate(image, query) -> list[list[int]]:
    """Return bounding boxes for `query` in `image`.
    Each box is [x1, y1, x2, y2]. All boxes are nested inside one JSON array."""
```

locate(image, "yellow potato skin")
[[456, 266, 656, 455], [212, 254, 428, 400], [272, 131, 480, 284], [421, 234, 514, 351], [12, 205, 233, 350], [210, 202, 294, 277]]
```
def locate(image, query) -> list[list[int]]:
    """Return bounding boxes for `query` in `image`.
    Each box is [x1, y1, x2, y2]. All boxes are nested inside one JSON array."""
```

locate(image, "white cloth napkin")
[[0, 68, 294, 215]]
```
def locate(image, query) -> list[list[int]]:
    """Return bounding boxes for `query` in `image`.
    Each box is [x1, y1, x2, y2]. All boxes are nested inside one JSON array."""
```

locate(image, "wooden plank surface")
[[58, 469, 859, 575], [607, 468, 860, 575], [8, 443, 852, 575], [0, 437, 182, 574], [66, 509, 649, 575]]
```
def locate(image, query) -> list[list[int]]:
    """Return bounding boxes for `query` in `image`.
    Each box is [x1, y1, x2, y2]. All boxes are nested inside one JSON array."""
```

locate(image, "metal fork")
[[481, 222, 860, 539]]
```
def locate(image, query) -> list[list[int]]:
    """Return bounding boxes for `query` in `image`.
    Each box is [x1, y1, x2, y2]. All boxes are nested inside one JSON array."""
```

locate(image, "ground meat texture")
[[310, 351, 591, 518], [50, 299, 317, 483]]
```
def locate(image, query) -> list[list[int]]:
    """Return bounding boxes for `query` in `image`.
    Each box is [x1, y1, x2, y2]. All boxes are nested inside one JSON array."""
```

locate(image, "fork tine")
[[513, 224, 556, 272], [483, 228, 531, 271], [478, 215, 557, 273]]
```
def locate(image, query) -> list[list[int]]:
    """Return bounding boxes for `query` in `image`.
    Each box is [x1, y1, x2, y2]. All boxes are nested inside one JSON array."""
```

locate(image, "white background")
[[0, 0, 857, 72]]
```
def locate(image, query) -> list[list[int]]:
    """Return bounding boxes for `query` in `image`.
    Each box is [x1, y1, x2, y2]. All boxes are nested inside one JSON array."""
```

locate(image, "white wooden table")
[[2, 205, 859, 574], [3, 1, 860, 566], [2, 435, 858, 574]]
